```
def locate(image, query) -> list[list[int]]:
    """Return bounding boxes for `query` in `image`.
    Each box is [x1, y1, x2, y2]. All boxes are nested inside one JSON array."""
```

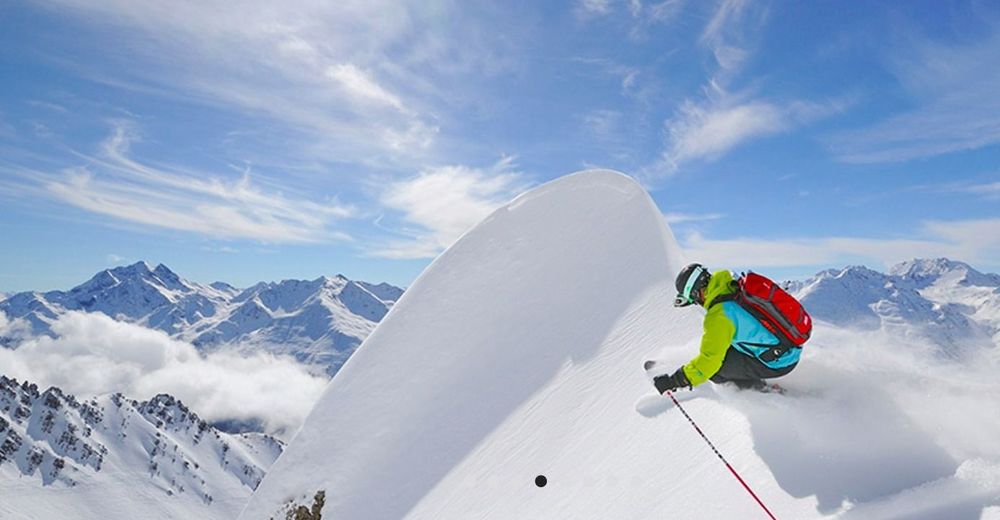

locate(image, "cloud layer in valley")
[[0, 311, 327, 436]]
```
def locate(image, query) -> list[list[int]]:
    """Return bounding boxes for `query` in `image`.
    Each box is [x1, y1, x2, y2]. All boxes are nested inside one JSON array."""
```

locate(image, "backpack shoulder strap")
[[708, 292, 737, 309], [708, 278, 741, 309]]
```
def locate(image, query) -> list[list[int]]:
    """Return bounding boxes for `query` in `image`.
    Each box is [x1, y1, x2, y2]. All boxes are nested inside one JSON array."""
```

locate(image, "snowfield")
[[241, 170, 1000, 519]]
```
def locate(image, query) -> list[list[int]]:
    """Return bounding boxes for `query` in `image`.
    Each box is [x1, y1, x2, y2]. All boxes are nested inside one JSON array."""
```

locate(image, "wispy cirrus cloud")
[[907, 179, 1000, 201], [664, 211, 725, 224], [700, 0, 755, 79], [659, 96, 848, 171], [573, 58, 646, 100], [961, 182, 1000, 199], [326, 63, 407, 113], [576, 0, 685, 34], [645, 0, 848, 177], [577, 0, 614, 17], [26, 100, 69, 113], [371, 157, 532, 259], [682, 217, 1000, 270], [20, 121, 355, 243], [33, 0, 514, 164], [830, 29, 1000, 163]]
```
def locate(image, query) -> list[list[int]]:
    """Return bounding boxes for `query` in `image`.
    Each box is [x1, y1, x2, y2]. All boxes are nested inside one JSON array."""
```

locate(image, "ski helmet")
[[674, 263, 710, 307]]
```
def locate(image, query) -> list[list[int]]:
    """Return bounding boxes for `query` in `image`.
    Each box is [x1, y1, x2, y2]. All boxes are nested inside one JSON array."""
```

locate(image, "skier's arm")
[[682, 310, 736, 386]]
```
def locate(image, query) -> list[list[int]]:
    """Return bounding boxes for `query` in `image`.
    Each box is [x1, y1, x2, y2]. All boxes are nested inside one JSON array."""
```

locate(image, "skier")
[[651, 263, 803, 394]]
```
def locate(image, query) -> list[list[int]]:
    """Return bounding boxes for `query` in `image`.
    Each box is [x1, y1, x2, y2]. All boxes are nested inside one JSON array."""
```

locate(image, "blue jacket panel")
[[720, 301, 801, 369]]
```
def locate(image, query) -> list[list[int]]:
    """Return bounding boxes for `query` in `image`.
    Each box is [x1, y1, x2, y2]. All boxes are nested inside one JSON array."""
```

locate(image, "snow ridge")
[[241, 170, 698, 519]]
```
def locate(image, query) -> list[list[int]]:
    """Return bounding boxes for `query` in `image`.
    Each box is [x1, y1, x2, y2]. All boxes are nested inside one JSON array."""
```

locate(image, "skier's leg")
[[709, 348, 765, 388], [715, 347, 798, 376], [709, 348, 797, 389]]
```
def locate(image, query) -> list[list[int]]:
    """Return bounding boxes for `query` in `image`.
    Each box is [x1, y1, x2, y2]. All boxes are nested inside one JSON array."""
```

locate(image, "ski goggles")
[[674, 265, 707, 307]]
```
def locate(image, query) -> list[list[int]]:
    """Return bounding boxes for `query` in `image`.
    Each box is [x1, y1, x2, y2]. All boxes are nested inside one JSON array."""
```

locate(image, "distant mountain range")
[[0, 375, 283, 519], [2, 259, 997, 367], [786, 258, 1000, 351], [0, 262, 404, 375]]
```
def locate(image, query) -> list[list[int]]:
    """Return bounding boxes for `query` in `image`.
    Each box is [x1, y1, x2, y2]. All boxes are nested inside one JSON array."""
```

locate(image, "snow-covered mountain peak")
[[891, 257, 967, 277], [0, 375, 285, 519], [317, 274, 349, 292], [896, 258, 1000, 291], [815, 264, 885, 282], [788, 259, 998, 351], [115, 260, 154, 274], [208, 281, 239, 295], [70, 261, 192, 304], [1, 264, 403, 375], [138, 393, 203, 432], [152, 262, 187, 288]]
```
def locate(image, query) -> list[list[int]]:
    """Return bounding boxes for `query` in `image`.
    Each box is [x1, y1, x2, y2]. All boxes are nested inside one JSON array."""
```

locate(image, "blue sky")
[[1, 0, 998, 292]]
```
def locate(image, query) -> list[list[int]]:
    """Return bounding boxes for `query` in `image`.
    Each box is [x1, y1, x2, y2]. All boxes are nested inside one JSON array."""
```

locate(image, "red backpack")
[[715, 272, 812, 348]]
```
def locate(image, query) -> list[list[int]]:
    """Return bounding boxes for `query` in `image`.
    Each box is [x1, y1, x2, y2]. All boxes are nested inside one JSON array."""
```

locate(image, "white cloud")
[[962, 182, 1000, 199], [912, 180, 1000, 201], [573, 58, 648, 100], [578, 0, 613, 16], [641, 1, 847, 177], [583, 109, 625, 142], [326, 63, 406, 112], [372, 158, 531, 259], [681, 217, 1000, 271], [700, 0, 753, 77], [36, 122, 355, 243], [657, 96, 848, 173], [27, 100, 69, 113], [577, 0, 686, 40], [663, 211, 725, 224], [0, 313, 32, 342], [36, 0, 512, 163], [665, 99, 785, 165], [922, 218, 1000, 261], [830, 30, 1000, 163], [0, 311, 327, 436], [656, 1, 757, 173]]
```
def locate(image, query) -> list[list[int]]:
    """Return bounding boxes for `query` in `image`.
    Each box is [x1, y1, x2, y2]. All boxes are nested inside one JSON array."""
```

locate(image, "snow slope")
[[243, 169, 1000, 519]]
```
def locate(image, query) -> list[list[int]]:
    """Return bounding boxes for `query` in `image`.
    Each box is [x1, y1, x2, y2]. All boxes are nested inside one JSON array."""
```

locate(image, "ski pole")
[[665, 391, 779, 520]]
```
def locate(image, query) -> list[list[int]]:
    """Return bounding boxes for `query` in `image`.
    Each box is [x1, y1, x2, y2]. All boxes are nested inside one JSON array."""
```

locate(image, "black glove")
[[653, 367, 691, 394]]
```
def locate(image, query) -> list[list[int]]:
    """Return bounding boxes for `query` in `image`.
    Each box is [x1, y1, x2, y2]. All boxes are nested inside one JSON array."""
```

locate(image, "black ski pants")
[[709, 347, 796, 388]]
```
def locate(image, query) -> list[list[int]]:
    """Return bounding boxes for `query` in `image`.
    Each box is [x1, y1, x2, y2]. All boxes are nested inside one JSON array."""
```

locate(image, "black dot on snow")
[[535, 475, 547, 488]]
